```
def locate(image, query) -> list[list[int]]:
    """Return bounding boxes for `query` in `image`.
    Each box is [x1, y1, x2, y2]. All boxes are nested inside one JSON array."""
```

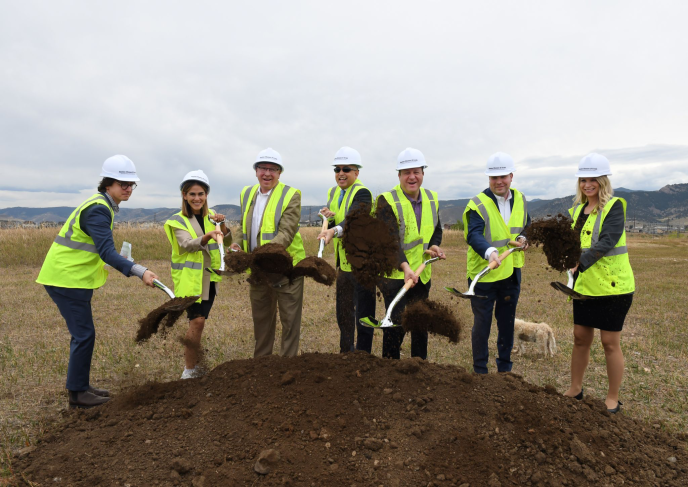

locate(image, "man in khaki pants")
[[230, 148, 306, 357]]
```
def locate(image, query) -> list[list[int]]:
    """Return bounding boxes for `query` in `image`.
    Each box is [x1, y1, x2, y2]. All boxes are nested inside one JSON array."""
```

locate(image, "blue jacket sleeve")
[[80, 205, 135, 277], [466, 209, 491, 260]]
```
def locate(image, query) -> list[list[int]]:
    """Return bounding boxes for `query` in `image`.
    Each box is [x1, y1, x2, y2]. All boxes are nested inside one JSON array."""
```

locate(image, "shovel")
[[445, 241, 524, 300], [360, 256, 440, 328], [205, 219, 227, 276], [136, 280, 200, 342], [317, 212, 329, 259], [152, 279, 199, 311], [550, 270, 590, 300]]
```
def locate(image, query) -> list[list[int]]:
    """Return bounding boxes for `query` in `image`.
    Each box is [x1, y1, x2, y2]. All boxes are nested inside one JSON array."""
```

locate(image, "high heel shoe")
[[607, 400, 622, 414]]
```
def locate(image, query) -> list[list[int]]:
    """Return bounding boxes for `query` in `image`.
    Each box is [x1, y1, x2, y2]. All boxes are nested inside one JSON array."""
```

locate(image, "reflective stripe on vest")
[[571, 203, 629, 258], [52, 194, 109, 253], [470, 193, 527, 248], [391, 188, 438, 251], [262, 185, 292, 241]]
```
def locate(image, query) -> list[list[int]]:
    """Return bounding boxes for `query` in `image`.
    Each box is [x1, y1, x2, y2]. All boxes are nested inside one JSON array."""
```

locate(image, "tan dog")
[[513, 318, 556, 357]]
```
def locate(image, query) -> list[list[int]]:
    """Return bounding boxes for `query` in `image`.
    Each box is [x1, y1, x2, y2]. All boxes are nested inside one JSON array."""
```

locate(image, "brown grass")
[[1, 227, 687, 478]]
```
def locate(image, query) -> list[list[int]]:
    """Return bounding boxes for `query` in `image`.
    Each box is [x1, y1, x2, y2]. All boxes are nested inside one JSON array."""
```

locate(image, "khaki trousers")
[[249, 276, 304, 357]]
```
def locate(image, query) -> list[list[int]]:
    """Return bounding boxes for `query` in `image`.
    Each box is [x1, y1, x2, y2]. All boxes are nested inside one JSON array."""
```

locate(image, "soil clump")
[[18, 353, 686, 486], [290, 256, 336, 286], [225, 250, 253, 273], [135, 296, 198, 342], [251, 242, 294, 277], [342, 205, 401, 290], [526, 214, 582, 271], [401, 299, 463, 343]]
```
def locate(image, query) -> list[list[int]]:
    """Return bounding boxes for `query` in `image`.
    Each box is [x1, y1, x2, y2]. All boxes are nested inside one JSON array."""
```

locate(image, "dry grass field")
[[1, 226, 687, 480]]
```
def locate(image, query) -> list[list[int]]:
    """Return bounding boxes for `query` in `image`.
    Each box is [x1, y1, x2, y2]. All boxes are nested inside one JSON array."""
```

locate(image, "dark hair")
[[181, 181, 210, 218], [98, 177, 116, 192]]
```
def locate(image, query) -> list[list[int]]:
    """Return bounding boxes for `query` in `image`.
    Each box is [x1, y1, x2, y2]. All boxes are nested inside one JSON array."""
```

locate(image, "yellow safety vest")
[[569, 197, 635, 296], [377, 185, 439, 284], [462, 189, 527, 282], [164, 209, 223, 302], [325, 179, 369, 272], [36, 194, 114, 289], [240, 182, 306, 265]]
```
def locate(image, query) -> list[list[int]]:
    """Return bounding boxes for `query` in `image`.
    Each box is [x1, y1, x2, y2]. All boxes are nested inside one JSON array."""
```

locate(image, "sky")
[[1, 1, 687, 209]]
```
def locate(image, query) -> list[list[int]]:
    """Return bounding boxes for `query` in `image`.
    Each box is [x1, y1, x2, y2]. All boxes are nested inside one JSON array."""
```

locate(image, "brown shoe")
[[88, 386, 110, 397], [69, 390, 110, 409]]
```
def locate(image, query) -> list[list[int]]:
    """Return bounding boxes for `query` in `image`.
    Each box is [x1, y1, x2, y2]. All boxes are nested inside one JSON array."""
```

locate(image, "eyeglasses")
[[333, 167, 355, 173], [256, 165, 280, 174], [117, 181, 138, 190]]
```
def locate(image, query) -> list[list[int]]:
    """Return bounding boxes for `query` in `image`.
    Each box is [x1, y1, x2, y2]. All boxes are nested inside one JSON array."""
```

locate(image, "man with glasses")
[[37, 155, 159, 409], [230, 148, 306, 357], [317, 147, 375, 353]]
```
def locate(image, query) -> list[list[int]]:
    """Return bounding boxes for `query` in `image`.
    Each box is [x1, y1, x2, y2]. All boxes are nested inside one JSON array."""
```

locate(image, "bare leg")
[[564, 325, 594, 397], [600, 330, 624, 409], [184, 316, 205, 369]]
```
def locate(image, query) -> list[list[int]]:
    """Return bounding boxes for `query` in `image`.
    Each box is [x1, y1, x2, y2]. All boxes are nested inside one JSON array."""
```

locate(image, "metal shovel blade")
[[549, 281, 590, 300], [359, 316, 401, 329], [444, 286, 488, 300]]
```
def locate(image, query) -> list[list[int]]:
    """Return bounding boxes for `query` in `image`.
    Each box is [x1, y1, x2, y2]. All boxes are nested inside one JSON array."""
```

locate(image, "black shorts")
[[186, 283, 217, 320]]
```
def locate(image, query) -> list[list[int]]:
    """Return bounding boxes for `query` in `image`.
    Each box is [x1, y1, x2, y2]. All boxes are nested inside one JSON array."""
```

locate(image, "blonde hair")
[[181, 181, 209, 218], [573, 175, 613, 214]]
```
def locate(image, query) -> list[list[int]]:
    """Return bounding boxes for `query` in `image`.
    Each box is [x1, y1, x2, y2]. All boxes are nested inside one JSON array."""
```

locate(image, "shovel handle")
[[402, 262, 428, 291], [487, 242, 524, 270], [320, 216, 329, 233]]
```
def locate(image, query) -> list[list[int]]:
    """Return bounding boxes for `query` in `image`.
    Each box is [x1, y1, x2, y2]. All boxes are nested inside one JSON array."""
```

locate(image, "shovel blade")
[[359, 317, 402, 329], [443, 286, 487, 300], [550, 282, 590, 300]]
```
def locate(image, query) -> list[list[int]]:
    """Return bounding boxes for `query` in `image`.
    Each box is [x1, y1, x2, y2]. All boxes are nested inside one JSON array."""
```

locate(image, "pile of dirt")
[[135, 297, 198, 342], [401, 299, 463, 343], [252, 243, 294, 277], [342, 205, 401, 290], [17, 353, 686, 486], [290, 256, 336, 286], [526, 214, 582, 271], [225, 250, 253, 273]]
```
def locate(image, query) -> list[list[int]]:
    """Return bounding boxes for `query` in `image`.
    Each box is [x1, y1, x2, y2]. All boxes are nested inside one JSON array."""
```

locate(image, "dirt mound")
[[526, 214, 582, 271], [401, 299, 463, 343], [18, 353, 686, 486], [225, 249, 253, 273], [342, 205, 401, 290], [135, 297, 198, 342], [290, 256, 336, 286]]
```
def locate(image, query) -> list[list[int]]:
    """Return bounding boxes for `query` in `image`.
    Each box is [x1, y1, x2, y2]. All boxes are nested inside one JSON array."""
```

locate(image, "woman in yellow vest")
[[164, 170, 231, 379], [563, 154, 635, 414], [36, 155, 159, 409]]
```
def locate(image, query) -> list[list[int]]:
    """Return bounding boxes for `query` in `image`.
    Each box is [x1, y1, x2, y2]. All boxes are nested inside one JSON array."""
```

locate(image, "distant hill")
[[2, 184, 687, 224]]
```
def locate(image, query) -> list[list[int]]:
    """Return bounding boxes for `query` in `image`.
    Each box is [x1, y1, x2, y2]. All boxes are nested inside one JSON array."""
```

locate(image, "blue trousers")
[[336, 270, 375, 353], [380, 278, 431, 360], [44, 285, 95, 391], [469, 270, 521, 374]]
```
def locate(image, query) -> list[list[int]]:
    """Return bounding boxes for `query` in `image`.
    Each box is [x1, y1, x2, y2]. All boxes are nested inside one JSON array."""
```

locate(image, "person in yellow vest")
[[229, 148, 306, 357], [375, 148, 446, 359], [463, 152, 530, 374], [317, 147, 376, 353], [36, 155, 158, 409], [164, 170, 231, 379], [563, 154, 635, 414]]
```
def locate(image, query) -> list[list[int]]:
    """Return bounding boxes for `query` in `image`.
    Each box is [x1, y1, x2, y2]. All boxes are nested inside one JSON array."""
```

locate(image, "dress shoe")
[[69, 390, 110, 409], [88, 386, 110, 397], [607, 400, 623, 414]]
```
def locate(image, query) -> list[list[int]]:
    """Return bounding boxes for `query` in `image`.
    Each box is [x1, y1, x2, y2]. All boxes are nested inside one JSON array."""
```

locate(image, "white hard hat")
[[396, 148, 427, 171], [180, 170, 210, 191], [254, 148, 283, 171], [332, 146, 362, 168], [100, 155, 140, 182], [576, 153, 612, 177], [485, 152, 516, 176]]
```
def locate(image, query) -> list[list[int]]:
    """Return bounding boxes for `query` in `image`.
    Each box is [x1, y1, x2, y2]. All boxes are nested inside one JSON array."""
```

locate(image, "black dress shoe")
[[574, 388, 584, 401], [88, 386, 110, 397], [69, 391, 110, 409], [607, 400, 623, 414]]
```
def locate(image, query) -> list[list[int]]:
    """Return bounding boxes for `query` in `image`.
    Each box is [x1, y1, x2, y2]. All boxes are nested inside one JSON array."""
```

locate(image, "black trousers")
[[335, 269, 376, 353], [380, 278, 431, 360]]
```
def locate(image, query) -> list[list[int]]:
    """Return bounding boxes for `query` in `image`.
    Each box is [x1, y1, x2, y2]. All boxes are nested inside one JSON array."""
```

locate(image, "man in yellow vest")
[[317, 147, 375, 353], [229, 148, 306, 357], [463, 152, 530, 374], [376, 148, 446, 359], [36, 155, 158, 408]]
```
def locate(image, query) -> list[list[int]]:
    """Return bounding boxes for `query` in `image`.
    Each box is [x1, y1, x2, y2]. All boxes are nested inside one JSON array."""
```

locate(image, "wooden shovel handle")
[[320, 216, 329, 233], [402, 263, 427, 291], [488, 244, 521, 270]]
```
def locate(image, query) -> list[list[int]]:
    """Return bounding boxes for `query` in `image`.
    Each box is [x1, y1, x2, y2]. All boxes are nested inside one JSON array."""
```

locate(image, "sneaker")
[[181, 367, 203, 379]]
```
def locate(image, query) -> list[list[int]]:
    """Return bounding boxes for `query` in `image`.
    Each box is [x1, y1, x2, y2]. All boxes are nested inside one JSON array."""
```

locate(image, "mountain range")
[[2, 184, 687, 225]]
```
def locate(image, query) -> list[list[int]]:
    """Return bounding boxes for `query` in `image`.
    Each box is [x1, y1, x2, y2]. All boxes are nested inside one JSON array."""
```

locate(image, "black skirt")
[[186, 283, 217, 320], [573, 293, 633, 332]]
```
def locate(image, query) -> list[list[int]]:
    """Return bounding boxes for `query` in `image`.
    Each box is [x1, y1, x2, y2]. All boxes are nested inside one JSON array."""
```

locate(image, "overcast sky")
[[1, 1, 687, 209]]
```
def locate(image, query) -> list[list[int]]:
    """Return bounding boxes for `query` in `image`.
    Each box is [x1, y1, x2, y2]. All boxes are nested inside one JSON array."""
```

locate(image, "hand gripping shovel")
[[205, 219, 227, 276], [550, 270, 590, 300], [445, 241, 524, 300], [317, 212, 328, 259], [360, 256, 440, 328]]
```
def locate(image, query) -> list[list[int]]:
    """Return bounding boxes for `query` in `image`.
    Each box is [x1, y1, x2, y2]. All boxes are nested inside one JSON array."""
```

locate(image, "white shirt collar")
[[495, 190, 511, 205], [258, 187, 274, 197]]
